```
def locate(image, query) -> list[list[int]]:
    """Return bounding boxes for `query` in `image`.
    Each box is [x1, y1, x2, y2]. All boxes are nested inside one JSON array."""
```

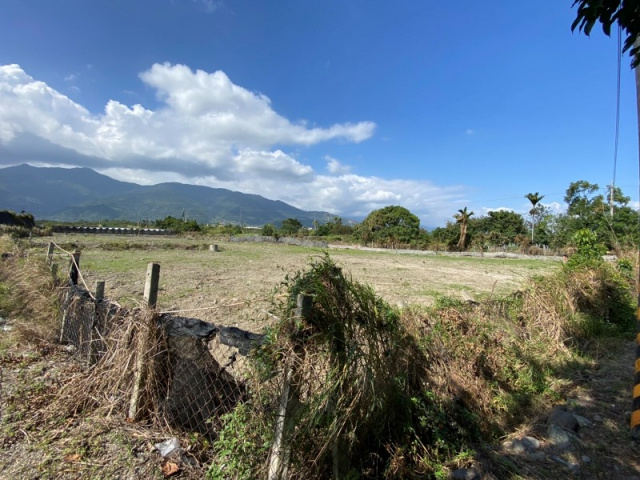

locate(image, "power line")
[[610, 25, 623, 217]]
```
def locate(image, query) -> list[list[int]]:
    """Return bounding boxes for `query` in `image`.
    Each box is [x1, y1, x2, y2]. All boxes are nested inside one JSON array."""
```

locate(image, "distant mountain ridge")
[[0, 164, 334, 227]]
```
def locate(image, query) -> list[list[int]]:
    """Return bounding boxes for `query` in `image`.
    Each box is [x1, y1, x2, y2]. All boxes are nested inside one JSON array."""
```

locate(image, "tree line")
[[272, 180, 639, 253], [24, 178, 636, 254]]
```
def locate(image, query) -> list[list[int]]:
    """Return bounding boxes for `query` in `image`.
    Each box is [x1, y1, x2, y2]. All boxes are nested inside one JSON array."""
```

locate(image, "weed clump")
[[210, 255, 486, 479], [0, 235, 59, 342], [209, 251, 636, 479]]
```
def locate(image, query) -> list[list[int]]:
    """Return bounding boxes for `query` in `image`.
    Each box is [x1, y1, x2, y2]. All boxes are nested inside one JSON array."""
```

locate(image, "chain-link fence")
[[58, 278, 262, 439], [52, 245, 410, 479]]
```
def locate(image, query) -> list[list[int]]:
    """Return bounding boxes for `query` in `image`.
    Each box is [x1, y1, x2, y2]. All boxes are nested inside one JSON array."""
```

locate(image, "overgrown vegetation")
[[0, 237, 59, 342], [0, 210, 35, 229], [207, 250, 635, 478], [1, 233, 637, 478], [155, 215, 201, 232]]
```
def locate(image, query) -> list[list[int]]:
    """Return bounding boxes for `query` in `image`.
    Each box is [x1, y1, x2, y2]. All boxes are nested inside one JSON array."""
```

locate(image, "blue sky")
[[0, 1, 637, 227]]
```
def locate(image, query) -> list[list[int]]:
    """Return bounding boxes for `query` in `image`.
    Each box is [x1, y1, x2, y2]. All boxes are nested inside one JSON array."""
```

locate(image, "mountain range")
[[0, 164, 335, 227]]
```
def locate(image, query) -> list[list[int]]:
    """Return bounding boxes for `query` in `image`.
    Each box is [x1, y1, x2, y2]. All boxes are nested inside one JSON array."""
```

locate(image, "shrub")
[[261, 224, 277, 238], [567, 228, 607, 268]]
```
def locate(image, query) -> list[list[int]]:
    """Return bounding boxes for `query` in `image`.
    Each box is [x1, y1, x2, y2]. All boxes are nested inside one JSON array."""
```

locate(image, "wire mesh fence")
[[51, 244, 367, 479], [57, 278, 261, 440]]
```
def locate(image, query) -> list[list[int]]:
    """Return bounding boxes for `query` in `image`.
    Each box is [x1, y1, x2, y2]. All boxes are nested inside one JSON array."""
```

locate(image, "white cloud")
[[481, 206, 513, 214], [194, 0, 223, 13], [0, 62, 471, 226], [544, 201, 564, 215], [64, 73, 78, 82], [325, 156, 351, 174]]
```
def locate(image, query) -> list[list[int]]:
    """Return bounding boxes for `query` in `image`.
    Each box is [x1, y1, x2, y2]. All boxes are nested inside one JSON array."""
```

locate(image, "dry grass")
[[0, 237, 213, 478], [2, 235, 638, 479], [211, 254, 636, 479], [0, 236, 60, 343]]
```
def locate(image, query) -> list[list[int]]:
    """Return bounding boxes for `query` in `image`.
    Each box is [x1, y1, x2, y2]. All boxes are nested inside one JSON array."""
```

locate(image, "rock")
[[0, 317, 6, 326], [522, 436, 541, 451], [509, 439, 526, 454], [548, 406, 579, 431], [592, 414, 603, 423], [450, 467, 480, 480], [574, 415, 593, 428], [547, 424, 573, 449], [550, 455, 578, 470], [581, 455, 591, 464]]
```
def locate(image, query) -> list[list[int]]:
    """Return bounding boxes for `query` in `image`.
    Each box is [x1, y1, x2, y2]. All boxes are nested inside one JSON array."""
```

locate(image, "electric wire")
[[611, 25, 622, 214]]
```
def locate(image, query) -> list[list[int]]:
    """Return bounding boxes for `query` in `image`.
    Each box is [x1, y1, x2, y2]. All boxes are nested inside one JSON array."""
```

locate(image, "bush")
[[154, 216, 201, 232], [260, 224, 277, 238], [206, 253, 636, 478], [210, 255, 487, 478], [567, 229, 607, 268]]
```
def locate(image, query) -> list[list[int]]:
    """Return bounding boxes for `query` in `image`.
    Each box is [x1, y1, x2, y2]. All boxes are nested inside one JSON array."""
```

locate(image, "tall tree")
[[357, 205, 420, 248], [525, 192, 545, 243], [454, 207, 474, 251], [473, 210, 528, 247]]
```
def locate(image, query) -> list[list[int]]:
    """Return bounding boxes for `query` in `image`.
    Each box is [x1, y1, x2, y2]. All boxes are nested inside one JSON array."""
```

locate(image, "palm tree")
[[454, 207, 474, 250], [525, 192, 544, 243]]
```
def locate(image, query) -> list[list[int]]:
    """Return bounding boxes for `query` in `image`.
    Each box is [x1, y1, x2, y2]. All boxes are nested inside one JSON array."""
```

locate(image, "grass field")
[[5, 234, 640, 479], [34, 234, 560, 332]]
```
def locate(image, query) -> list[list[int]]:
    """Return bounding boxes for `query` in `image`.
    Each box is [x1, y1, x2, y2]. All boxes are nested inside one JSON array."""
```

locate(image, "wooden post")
[[268, 294, 311, 480], [329, 282, 349, 480], [60, 279, 72, 344], [91, 281, 106, 363], [50, 263, 58, 283], [69, 250, 80, 285], [143, 262, 160, 308], [46, 242, 54, 265], [95, 281, 105, 301], [129, 263, 160, 421]]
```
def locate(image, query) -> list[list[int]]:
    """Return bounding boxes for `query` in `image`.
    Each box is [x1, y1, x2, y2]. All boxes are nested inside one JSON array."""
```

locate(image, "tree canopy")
[[0, 210, 35, 229], [155, 216, 201, 232], [357, 206, 421, 247], [572, 0, 640, 66], [280, 218, 304, 236]]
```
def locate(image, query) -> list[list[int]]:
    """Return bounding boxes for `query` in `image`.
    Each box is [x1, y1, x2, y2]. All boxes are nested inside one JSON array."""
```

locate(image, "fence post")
[[129, 263, 160, 421], [330, 313, 350, 479], [60, 288, 70, 344], [90, 281, 106, 363], [95, 281, 105, 301], [69, 250, 81, 285], [59, 250, 80, 343], [143, 262, 160, 308], [50, 263, 58, 284], [268, 293, 312, 480], [46, 242, 54, 265]]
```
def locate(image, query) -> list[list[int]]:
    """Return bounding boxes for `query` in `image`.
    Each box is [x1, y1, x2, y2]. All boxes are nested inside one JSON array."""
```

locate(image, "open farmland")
[[43, 234, 560, 332]]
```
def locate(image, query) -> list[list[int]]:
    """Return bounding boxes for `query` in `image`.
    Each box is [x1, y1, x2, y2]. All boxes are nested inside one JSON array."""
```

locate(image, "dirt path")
[[496, 339, 640, 479]]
